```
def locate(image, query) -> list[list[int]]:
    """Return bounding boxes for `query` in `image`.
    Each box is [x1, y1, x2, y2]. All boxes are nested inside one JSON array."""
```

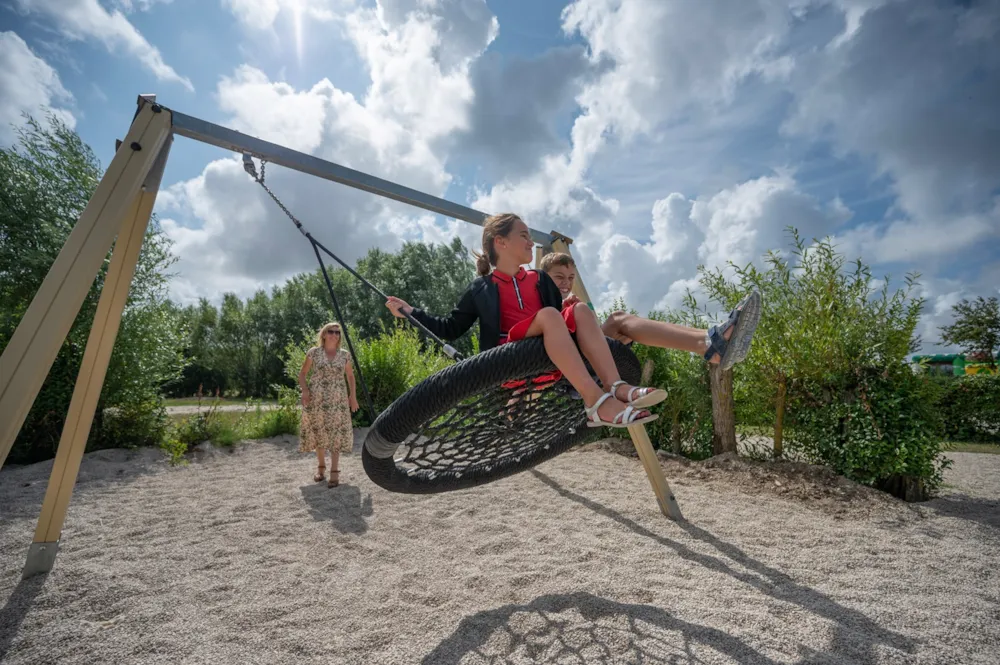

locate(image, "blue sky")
[[1, 0, 998, 356]]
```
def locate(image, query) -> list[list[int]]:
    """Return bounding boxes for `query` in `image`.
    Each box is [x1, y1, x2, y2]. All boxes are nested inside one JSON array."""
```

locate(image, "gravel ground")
[[1, 434, 998, 664]]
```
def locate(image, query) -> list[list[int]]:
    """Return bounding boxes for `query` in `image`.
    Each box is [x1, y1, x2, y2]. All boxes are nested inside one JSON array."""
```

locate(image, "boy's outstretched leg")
[[572, 303, 667, 407], [604, 312, 720, 358], [603, 290, 761, 370]]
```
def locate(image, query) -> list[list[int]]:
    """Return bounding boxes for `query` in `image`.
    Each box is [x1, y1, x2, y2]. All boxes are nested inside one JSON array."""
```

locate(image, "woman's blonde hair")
[[317, 322, 342, 349], [473, 213, 523, 276]]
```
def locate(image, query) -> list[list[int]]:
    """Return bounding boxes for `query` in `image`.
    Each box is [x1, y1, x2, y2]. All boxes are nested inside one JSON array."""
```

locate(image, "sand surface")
[[1, 433, 998, 664]]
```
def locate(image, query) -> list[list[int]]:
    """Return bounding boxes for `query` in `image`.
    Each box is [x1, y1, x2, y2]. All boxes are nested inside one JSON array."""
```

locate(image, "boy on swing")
[[539, 252, 760, 371]]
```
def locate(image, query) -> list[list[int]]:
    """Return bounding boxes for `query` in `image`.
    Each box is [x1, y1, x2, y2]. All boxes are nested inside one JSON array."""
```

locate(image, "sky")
[[1, 0, 998, 357]]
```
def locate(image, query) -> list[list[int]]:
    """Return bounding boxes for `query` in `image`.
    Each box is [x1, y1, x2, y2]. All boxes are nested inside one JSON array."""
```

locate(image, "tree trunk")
[[671, 410, 682, 455], [710, 365, 737, 455], [774, 376, 786, 458]]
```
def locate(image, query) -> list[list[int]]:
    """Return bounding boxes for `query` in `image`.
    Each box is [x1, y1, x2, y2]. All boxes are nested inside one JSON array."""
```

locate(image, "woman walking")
[[298, 322, 359, 487]]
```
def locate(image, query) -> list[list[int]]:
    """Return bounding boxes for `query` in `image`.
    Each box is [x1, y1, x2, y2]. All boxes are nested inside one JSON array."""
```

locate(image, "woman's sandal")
[[704, 290, 762, 371], [328, 469, 340, 488], [585, 392, 659, 428], [609, 380, 667, 408], [314, 464, 326, 483]]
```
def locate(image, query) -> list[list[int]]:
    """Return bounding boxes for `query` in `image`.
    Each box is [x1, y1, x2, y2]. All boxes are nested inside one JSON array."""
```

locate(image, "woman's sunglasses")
[[326, 329, 341, 336]]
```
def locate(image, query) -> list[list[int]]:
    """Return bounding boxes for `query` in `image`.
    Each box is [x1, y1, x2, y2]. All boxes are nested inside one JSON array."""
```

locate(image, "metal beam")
[[167, 107, 554, 247]]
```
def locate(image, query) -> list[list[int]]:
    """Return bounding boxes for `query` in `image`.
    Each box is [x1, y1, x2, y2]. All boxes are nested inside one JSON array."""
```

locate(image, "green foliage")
[[0, 114, 185, 464], [163, 389, 301, 461], [792, 365, 949, 489], [935, 373, 1000, 443], [247, 386, 301, 439], [939, 296, 1000, 366], [601, 297, 714, 459], [698, 227, 949, 497], [164, 237, 477, 400]]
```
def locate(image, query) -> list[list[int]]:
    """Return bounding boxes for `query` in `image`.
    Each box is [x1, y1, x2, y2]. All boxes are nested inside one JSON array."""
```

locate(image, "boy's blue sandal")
[[704, 291, 762, 371]]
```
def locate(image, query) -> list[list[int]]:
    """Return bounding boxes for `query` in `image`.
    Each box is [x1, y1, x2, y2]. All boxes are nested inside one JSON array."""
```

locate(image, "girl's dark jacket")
[[409, 270, 564, 352]]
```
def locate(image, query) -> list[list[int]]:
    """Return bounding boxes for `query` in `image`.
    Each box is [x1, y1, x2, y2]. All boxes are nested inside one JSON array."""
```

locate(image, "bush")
[[936, 373, 1000, 443], [788, 363, 950, 500], [1, 117, 186, 464], [91, 396, 169, 453]]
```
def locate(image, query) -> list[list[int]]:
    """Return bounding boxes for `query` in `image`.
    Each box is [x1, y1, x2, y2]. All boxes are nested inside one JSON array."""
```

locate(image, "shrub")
[[788, 363, 950, 500], [936, 373, 1000, 443]]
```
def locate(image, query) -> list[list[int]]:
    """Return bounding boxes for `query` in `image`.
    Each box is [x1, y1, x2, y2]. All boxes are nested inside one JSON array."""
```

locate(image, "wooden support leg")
[[550, 238, 593, 308], [0, 102, 171, 471], [20, 135, 172, 579], [627, 423, 684, 521]]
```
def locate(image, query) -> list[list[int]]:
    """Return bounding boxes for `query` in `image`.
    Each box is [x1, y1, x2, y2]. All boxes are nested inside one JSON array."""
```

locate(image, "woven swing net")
[[362, 335, 642, 493]]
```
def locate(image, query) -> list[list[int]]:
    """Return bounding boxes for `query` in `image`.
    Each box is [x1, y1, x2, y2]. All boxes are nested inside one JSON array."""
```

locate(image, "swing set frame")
[[0, 94, 682, 580]]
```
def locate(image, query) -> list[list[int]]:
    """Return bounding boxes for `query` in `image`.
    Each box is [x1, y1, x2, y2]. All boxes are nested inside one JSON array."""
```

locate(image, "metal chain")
[[240, 154, 464, 362], [242, 156, 306, 236]]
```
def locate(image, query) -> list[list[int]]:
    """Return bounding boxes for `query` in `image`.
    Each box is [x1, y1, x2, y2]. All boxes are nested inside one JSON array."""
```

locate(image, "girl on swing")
[[385, 213, 663, 428]]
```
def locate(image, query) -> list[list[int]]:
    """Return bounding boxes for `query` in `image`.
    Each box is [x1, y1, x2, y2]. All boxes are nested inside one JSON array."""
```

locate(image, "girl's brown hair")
[[473, 213, 523, 276]]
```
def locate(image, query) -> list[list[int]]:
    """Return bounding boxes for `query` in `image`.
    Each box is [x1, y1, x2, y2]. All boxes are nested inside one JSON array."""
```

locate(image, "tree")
[[939, 296, 1000, 366], [699, 227, 923, 456], [0, 114, 185, 463]]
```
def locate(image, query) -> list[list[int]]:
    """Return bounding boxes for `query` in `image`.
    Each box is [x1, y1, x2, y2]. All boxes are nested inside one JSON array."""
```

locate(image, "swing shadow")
[[422, 591, 778, 665], [529, 470, 917, 665], [0, 575, 46, 661]]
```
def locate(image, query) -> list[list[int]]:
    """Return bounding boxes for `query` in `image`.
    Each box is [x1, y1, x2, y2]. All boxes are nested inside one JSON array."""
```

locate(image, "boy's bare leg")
[[603, 312, 732, 364]]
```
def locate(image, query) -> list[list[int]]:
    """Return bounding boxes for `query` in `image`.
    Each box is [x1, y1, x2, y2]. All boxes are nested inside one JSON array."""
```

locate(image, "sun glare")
[[290, 0, 304, 64]]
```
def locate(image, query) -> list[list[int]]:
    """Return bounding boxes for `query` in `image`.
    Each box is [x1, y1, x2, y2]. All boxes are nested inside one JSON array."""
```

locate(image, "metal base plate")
[[22, 541, 60, 579]]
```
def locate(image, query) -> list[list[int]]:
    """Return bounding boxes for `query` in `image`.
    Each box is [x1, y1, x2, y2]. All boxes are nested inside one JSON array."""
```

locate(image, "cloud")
[[592, 173, 843, 314], [12, 0, 193, 91], [113, 0, 174, 11], [160, 0, 501, 304], [0, 31, 74, 145], [453, 45, 603, 181], [222, 0, 346, 31], [783, 0, 1000, 263]]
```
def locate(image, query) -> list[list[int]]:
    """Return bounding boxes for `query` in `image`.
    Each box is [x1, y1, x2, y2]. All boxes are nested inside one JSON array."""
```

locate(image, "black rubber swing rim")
[[361, 336, 643, 494]]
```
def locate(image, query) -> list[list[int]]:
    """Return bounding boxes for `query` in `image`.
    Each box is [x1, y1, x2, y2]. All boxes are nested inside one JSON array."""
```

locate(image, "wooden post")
[[21, 136, 172, 578], [710, 365, 737, 455], [0, 101, 171, 470], [548, 237, 683, 521], [549, 236, 593, 307], [628, 423, 684, 521]]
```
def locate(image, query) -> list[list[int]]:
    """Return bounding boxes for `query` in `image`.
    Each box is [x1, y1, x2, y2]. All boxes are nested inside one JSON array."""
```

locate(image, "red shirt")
[[491, 267, 543, 335]]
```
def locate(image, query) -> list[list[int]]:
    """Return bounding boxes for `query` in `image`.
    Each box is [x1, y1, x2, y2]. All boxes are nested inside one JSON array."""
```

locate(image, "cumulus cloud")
[[113, 0, 173, 11], [160, 0, 499, 304], [784, 0, 1000, 264], [12, 0, 193, 91], [0, 31, 74, 145], [222, 0, 346, 31], [470, 0, 998, 346], [593, 173, 844, 314]]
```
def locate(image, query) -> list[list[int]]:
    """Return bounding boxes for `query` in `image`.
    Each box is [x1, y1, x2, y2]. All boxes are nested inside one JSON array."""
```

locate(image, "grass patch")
[[944, 441, 1000, 455], [165, 397, 278, 408], [160, 389, 300, 465]]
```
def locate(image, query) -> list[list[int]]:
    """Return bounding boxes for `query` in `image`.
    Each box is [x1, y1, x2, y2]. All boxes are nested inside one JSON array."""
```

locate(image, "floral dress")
[[299, 346, 354, 455]]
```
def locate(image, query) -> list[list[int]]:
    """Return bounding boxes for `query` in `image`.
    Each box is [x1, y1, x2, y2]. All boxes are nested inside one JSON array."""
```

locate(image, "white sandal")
[[609, 380, 667, 408], [585, 392, 659, 429]]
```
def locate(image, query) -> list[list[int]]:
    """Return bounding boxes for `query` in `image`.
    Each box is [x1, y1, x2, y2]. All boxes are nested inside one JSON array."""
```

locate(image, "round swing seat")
[[362, 337, 643, 494]]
